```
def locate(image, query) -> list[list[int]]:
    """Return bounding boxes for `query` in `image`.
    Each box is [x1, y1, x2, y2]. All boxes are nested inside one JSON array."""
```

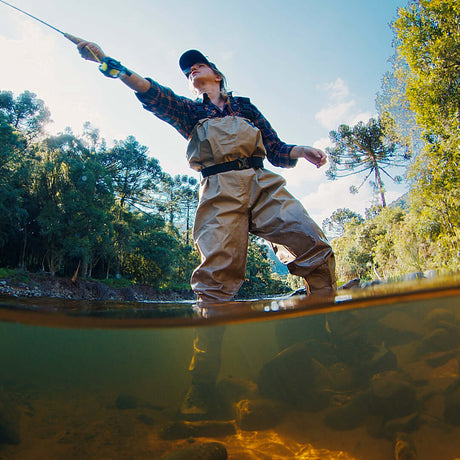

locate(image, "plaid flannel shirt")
[[136, 78, 297, 168]]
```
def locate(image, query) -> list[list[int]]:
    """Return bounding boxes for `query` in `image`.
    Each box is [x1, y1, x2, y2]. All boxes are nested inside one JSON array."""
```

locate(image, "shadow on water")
[[0, 275, 459, 459]]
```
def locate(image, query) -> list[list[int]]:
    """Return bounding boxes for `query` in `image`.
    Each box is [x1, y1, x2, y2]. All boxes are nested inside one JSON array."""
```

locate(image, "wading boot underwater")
[[179, 383, 221, 420], [179, 326, 225, 420]]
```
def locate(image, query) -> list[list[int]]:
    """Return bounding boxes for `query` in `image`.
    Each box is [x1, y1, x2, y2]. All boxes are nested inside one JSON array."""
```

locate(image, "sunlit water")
[[0, 276, 459, 459]]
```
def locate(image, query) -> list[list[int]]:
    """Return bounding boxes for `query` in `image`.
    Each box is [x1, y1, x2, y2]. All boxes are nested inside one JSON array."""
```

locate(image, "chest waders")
[[186, 115, 336, 302], [180, 111, 336, 420]]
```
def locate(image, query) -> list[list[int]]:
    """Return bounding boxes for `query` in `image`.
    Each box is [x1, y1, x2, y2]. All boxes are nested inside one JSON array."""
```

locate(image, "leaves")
[[0, 90, 287, 297]]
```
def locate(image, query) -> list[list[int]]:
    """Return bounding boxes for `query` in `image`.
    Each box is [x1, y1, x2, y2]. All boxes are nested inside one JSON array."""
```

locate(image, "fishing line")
[[0, 0, 66, 35], [0, 0, 101, 63]]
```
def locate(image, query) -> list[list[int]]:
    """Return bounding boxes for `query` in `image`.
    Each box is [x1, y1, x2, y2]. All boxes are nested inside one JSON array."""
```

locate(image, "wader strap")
[[201, 157, 264, 178], [194, 97, 255, 122]]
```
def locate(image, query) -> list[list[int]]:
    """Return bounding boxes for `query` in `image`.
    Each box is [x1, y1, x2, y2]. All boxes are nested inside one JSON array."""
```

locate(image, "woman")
[[76, 41, 336, 301], [75, 40, 337, 418]]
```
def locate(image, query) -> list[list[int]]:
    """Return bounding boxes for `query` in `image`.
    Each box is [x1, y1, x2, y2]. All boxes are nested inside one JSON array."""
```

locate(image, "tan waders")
[[192, 166, 336, 301], [179, 115, 336, 419], [187, 116, 336, 302]]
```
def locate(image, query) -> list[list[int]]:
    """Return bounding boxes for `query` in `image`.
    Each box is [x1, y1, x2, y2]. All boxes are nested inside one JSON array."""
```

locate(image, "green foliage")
[[394, 0, 460, 138], [0, 90, 50, 141], [0, 90, 288, 297], [156, 173, 199, 244], [100, 277, 133, 289], [332, 2, 460, 282], [392, 0, 460, 269], [238, 236, 291, 298], [376, 54, 424, 158], [100, 135, 162, 211], [326, 118, 411, 207], [322, 208, 364, 238], [331, 203, 459, 285]]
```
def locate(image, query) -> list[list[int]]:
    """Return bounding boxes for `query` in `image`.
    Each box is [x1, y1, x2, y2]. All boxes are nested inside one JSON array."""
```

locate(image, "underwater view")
[[0, 276, 459, 459]]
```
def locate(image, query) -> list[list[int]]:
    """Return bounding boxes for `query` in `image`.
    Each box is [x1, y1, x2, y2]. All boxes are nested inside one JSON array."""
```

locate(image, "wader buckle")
[[236, 157, 250, 169]]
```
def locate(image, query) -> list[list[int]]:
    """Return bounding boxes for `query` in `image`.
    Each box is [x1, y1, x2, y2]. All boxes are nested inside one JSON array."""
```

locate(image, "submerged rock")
[[323, 391, 369, 431], [384, 413, 419, 438], [257, 342, 332, 411], [217, 377, 258, 416], [444, 380, 460, 425], [159, 441, 227, 460], [418, 327, 460, 354], [368, 371, 417, 420], [354, 343, 398, 385], [235, 399, 286, 431], [115, 394, 142, 409], [0, 387, 21, 445], [159, 420, 236, 440], [424, 308, 456, 330]]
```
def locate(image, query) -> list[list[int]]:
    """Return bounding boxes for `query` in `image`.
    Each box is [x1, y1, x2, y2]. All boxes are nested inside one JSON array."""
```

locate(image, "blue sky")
[[0, 0, 410, 227]]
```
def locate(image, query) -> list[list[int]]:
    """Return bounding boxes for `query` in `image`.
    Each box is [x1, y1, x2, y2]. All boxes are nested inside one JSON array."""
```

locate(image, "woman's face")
[[188, 62, 221, 90]]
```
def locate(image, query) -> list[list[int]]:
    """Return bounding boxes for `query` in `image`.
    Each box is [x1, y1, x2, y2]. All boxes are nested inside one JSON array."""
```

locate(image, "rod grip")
[[64, 33, 82, 44]]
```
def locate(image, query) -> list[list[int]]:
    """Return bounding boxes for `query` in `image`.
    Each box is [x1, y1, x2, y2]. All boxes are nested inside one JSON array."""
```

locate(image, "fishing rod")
[[0, 0, 79, 43], [0, 0, 130, 78]]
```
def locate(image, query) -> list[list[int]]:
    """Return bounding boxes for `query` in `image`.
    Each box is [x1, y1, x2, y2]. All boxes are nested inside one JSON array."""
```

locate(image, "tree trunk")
[[374, 166, 387, 207], [19, 223, 27, 270]]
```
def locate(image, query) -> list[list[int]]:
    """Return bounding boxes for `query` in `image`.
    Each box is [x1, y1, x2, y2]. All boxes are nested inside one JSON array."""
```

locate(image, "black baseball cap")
[[179, 50, 211, 76]]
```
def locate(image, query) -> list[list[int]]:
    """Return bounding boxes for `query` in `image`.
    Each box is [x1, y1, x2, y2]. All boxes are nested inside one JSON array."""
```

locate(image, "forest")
[[0, 0, 458, 296], [325, 0, 459, 283]]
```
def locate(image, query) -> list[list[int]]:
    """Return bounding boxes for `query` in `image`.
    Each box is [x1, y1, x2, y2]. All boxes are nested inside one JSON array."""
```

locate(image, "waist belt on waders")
[[201, 157, 264, 178]]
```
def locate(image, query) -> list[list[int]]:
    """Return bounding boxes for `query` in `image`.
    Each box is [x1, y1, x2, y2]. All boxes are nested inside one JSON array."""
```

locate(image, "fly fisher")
[[74, 39, 337, 302]]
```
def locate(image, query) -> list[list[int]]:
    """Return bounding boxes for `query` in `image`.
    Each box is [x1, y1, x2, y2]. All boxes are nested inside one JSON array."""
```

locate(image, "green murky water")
[[0, 276, 459, 459]]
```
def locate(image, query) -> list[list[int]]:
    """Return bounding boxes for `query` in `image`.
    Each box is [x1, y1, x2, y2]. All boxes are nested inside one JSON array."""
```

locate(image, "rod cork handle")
[[64, 33, 82, 44]]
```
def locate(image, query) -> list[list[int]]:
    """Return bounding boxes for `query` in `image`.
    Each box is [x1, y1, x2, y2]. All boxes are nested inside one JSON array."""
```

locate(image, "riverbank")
[[0, 271, 195, 302]]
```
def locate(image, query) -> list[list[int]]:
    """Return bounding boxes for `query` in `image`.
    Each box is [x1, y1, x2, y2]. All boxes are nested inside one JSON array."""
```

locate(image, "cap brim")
[[179, 50, 211, 76]]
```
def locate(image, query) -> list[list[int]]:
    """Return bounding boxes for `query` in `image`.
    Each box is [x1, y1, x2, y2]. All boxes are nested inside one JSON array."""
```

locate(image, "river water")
[[0, 276, 459, 459]]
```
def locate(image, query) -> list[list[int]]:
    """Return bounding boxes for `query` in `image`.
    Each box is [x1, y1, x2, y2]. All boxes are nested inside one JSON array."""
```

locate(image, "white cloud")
[[315, 100, 356, 128], [319, 77, 349, 100], [314, 78, 374, 130], [300, 176, 372, 227], [349, 111, 373, 126], [300, 175, 405, 228], [313, 137, 333, 151]]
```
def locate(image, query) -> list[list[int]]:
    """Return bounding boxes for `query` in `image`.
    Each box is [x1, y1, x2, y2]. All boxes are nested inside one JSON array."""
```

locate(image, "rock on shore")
[[0, 273, 194, 302]]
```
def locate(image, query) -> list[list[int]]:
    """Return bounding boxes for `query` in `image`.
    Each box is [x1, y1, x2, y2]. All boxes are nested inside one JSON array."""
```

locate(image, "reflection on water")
[[0, 276, 459, 459]]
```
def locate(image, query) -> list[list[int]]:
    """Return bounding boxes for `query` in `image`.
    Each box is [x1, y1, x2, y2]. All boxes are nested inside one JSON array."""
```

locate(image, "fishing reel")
[[99, 57, 132, 79]]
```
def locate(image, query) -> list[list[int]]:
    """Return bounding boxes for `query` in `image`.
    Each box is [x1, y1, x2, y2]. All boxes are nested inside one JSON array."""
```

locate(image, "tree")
[[0, 90, 50, 141], [326, 118, 411, 207], [98, 136, 163, 276], [322, 208, 364, 239], [157, 174, 198, 228], [0, 91, 51, 264], [177, 175, 199, 244], [33, 132, 114, 276], [394, 0, 460, 139], [376, 53, 424, 159], [101, 136, 162, 212], [122, 213, 181, 287], [393, 0, 460, 267], [238, 236, 290, 298]]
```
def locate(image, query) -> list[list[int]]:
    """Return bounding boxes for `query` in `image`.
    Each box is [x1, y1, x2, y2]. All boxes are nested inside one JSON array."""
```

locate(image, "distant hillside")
[[268, 246, 289, 275], [389, 192, 410, 210]]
